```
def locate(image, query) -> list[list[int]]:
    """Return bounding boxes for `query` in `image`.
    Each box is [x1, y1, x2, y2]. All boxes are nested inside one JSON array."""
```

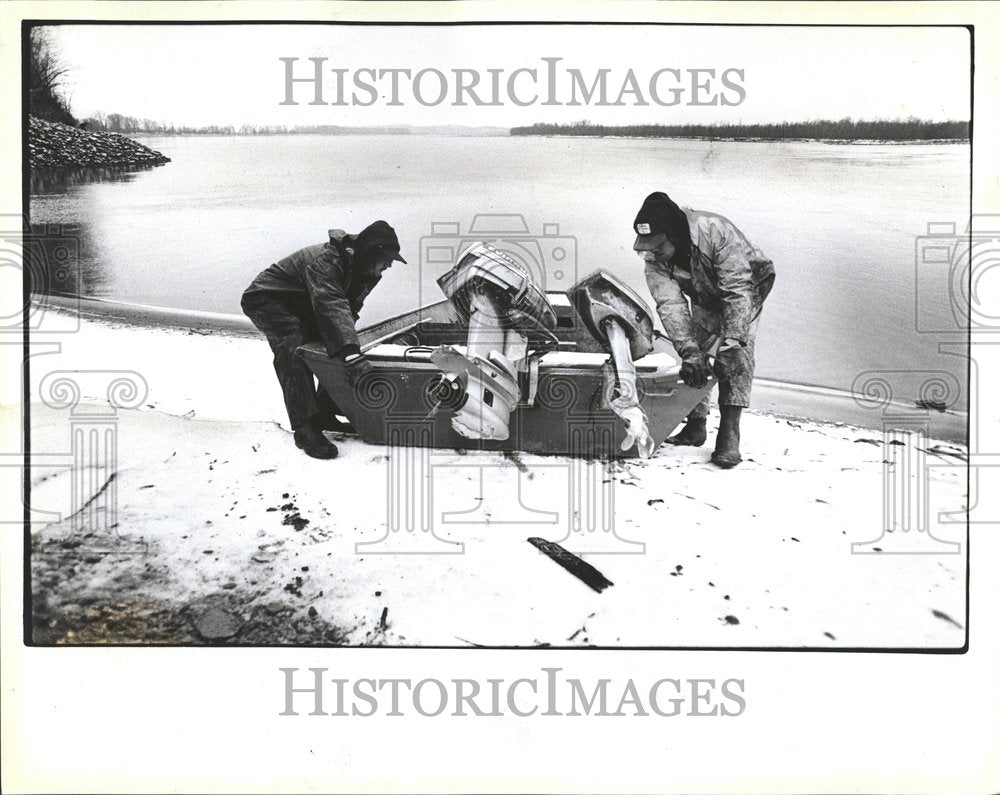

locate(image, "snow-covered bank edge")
[[30, 295, 968, 441]]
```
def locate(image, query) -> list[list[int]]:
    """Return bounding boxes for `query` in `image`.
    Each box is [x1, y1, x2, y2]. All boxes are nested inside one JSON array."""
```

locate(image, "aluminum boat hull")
[[299, 291, 714, 457]]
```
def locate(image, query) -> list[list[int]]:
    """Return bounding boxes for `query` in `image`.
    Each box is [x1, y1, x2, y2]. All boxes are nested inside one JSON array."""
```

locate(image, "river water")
[[29, 134, 970, 408]]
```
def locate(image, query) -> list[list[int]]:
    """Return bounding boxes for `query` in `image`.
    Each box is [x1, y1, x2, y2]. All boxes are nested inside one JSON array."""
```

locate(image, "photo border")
[[19, 17, 975, 653]]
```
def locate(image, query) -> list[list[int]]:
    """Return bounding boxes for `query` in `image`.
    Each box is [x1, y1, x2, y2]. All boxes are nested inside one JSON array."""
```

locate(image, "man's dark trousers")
[[241, 294, 338, 430]]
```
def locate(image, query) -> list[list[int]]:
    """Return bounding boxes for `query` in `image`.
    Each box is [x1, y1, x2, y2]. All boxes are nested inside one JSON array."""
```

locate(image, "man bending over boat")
[[634, 192, 775, 468], [241, 221, 407, 459]]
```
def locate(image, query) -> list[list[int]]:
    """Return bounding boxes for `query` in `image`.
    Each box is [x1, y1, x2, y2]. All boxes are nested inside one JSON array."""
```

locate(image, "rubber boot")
[[319, 415, 359, 435], [320, 416, 358, 436], [316, 390, 357, 434], [666, 416, 708, 447], [711, 406, 742, 468], [293, 416, 339, 459]]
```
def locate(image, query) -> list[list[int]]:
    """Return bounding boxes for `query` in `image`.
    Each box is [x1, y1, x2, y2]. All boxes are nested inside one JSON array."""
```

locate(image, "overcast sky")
[[45, 24, 970, 128]]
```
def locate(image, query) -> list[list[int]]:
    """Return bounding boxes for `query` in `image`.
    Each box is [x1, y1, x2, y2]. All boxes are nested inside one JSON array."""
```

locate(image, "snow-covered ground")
[[26, 313, 968, 647]]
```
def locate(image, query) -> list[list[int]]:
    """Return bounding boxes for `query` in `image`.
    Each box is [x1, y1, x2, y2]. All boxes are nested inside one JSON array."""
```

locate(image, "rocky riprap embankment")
[[29, 116, 170, 170]]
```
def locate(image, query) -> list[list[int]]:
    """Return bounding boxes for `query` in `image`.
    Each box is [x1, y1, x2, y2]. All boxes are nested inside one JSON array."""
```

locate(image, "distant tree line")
[[28, 28, 77, 126], [81, 114, 416, 136], [510, 118, 969, 141], [81, 113, 258, 135]]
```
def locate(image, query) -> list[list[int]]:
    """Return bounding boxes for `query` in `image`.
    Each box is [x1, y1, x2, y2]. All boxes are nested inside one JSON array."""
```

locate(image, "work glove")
[[343, 353, 374, 384], [679, 351, 711, 389]]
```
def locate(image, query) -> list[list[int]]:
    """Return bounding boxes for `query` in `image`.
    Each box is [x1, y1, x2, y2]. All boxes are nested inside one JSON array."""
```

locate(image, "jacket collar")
[[328, 229, 354, 258]]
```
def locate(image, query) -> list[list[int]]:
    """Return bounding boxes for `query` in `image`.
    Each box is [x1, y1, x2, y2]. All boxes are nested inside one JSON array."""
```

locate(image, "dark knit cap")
[[633, 192, 689, 252], [356, 220, 407, 263]]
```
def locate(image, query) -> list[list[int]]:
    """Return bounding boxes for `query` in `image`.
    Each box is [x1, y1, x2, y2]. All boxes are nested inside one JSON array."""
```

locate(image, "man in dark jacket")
[[241, 221, 407, 459], [634, 192, 775, 468]]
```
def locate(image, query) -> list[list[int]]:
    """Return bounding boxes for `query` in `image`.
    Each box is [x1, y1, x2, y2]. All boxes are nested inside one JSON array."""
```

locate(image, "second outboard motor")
[[430, 242, 558, 440], [570, 270, 656, 458]]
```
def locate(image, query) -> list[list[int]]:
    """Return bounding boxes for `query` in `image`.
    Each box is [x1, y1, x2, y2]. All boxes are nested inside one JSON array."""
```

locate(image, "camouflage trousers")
[[687, 309, 761, 421], [241, 295, 339, 430]]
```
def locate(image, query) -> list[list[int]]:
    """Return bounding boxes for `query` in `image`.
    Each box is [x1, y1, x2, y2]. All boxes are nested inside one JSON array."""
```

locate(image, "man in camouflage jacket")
[[634, 192, 775, 467], [241, 220, 406, 459]]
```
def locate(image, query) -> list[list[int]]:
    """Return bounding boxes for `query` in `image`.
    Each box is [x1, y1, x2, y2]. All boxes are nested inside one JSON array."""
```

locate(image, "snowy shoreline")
[[25, 309, 969, 647]]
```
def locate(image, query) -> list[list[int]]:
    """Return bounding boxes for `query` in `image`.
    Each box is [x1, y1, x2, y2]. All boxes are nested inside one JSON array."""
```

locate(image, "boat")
[[299, 243, 715, 457]]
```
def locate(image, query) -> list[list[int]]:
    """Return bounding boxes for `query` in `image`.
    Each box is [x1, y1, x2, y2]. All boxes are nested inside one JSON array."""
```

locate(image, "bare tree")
[[28, 27, 77, 125]]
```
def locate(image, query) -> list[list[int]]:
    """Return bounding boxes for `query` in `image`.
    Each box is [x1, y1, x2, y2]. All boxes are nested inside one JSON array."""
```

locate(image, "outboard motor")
[[570, 270, 656, 458], [430, 242, 558, 440]]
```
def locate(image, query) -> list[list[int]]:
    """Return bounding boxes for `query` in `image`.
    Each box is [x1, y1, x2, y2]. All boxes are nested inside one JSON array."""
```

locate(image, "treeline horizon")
[[71, 114, 970, 141], [80, 113, 418, 136], [510, 118, 969, 141]]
